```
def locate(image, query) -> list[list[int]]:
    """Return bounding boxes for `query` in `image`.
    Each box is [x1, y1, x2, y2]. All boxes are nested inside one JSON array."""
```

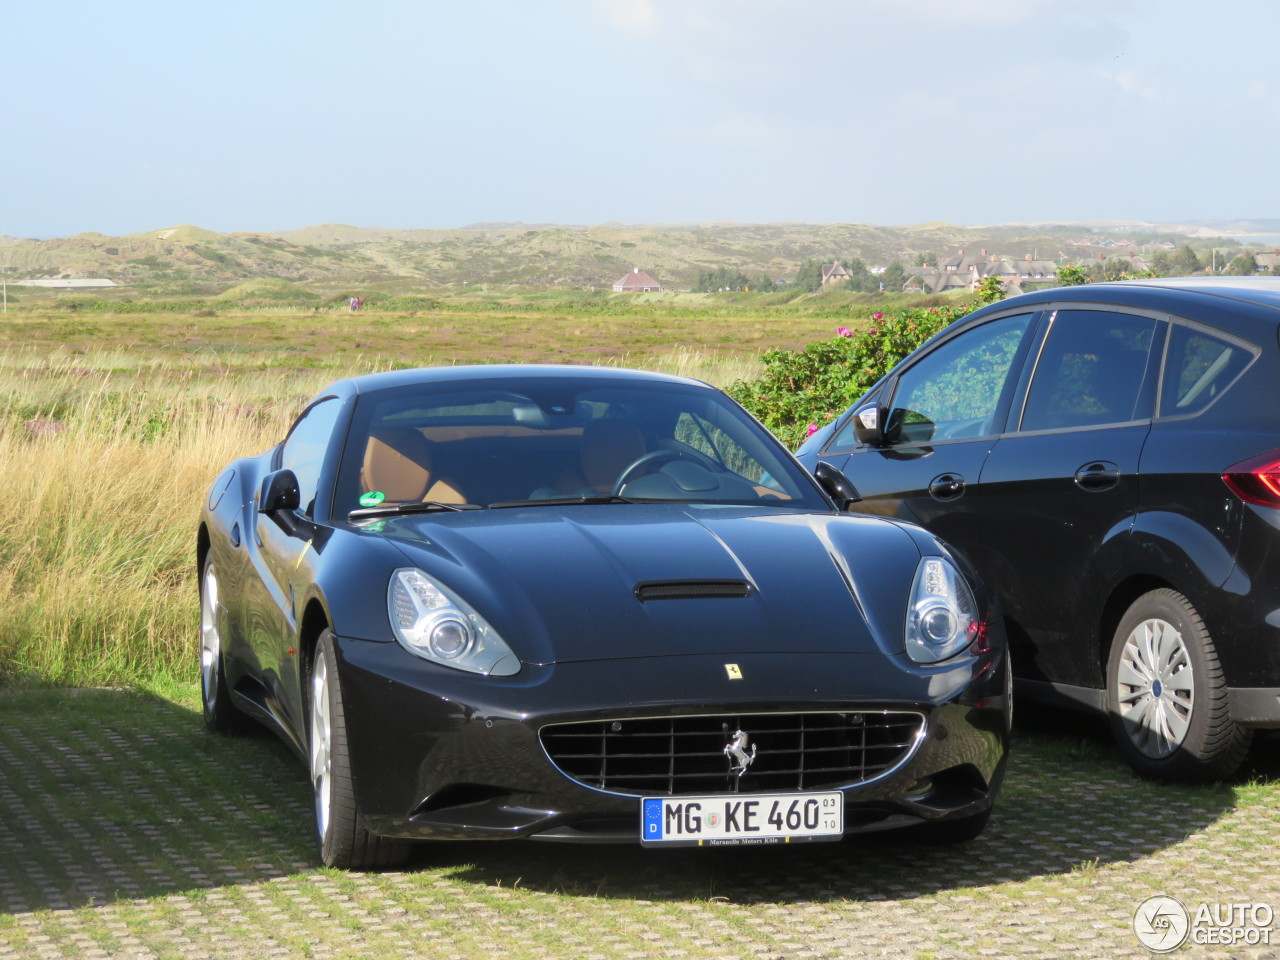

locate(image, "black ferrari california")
[[198, 365, 1009, 868]]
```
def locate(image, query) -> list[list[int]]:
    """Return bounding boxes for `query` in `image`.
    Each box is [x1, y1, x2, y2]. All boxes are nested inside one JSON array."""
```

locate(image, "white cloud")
[[1109, 67, 1159, 100], [587, 0, 658, 33], [864, 0, 1063, 21], [693, 113, 787, 147]]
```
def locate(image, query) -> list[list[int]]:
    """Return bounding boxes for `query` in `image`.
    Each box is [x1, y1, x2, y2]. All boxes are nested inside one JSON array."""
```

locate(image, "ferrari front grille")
[[539, 711, 925, 797]]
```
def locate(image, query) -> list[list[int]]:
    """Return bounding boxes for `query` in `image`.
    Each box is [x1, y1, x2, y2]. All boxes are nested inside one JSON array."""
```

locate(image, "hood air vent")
[[635, 579, 753, 602]]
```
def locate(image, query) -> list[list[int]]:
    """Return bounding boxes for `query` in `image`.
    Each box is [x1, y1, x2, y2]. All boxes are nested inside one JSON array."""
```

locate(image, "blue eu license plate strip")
[[641, 792, 843, 846]]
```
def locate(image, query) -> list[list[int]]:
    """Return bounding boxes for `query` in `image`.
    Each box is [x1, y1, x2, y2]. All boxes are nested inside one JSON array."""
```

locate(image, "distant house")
[[1255, 252, 1280, 273], [613, 267, 662, 292], [909, 249, 986, 293], [1114, 252, 1153, 274], [1063, 251, 1155, 277], [1067, 236, 1138, 249], [820, 261, 851, 286], [909, 249, 1058, 294], [1011, 254, 1060, 282]]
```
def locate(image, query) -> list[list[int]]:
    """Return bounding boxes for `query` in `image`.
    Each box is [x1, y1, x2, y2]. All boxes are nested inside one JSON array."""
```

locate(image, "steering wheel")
[[611, 449, 725, 496], [612, 450, 682, 496]]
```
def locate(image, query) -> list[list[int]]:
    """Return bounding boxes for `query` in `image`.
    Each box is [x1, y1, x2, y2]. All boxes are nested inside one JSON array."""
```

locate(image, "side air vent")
[[635, 580, 753, 602]]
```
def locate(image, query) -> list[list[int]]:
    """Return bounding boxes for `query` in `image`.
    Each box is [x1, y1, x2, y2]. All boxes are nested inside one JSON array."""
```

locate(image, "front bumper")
[[332, 637, 1010, 844]]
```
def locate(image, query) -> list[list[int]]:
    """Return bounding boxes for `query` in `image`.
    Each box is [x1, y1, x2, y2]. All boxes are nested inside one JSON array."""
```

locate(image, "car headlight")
[[905, 556, 981, 664], [388, 568, 521, 676]]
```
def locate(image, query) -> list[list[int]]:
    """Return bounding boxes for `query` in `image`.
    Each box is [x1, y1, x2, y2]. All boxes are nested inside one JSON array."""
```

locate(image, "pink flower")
[[806, 422, 819, 436], [872, 312, 883, 320], [836, 326, 852, 338], [868, 328, 879, 335]]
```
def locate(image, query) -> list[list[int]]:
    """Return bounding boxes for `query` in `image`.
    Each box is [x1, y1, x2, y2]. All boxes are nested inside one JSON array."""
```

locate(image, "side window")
[[1160, 324, 1254, 417], [280, 397, 343, 515], [1020, 311, 1159, 432], [879, 313, 1032, 445]]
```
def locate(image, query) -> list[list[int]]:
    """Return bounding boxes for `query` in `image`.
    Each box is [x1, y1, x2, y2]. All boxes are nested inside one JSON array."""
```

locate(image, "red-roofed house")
[[612, 267, 662, 292]]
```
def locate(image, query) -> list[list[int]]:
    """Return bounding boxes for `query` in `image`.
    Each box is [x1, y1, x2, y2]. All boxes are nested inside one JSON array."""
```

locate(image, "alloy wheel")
[[310, 654, 333, 841], [200, 566, 220, 713]]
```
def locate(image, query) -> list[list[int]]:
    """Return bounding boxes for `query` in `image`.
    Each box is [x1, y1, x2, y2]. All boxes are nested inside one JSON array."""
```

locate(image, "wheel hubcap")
[[199, 567, 220, 711], [310, 656, 332, 840], [1116, 617, 1194, 758]]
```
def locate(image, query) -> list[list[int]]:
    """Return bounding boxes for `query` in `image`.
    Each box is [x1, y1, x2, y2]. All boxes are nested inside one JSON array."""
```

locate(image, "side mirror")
[[852, 403, 886, 446], [259, 469, 301, 514], [814, 460, 862, 510]]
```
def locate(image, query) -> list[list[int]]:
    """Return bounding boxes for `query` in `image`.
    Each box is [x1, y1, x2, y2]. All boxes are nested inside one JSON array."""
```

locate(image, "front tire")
[[199, 562, 253, 733], [309, 630, 410, 869], [1106, 588, 1251, 782]]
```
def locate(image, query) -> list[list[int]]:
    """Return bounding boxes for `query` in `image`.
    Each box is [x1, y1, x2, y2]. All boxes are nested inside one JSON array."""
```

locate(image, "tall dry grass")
[[0, 346, 756, 686], [0, 356, 327, 685]]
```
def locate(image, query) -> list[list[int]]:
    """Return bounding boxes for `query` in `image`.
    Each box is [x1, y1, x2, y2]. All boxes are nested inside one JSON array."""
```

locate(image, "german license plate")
[[641, 792, 843, 846]]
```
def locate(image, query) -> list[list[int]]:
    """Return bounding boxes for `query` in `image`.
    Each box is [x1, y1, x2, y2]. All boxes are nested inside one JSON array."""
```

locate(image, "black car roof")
[[872, 277, 1280, 400], [1003, 276, 1280, 314], [314, 364, 710, 401]]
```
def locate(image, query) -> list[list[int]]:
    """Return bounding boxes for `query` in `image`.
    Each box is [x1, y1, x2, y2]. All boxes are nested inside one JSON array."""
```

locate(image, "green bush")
[[369, 295, 441, 311], [729, 304, 978, 447], [51, 295, 111, 312], [46, 296, 219, 314]]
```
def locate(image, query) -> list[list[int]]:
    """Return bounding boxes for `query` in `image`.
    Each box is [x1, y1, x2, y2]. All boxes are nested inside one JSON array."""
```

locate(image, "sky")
[[3, 0, 1277, 238]]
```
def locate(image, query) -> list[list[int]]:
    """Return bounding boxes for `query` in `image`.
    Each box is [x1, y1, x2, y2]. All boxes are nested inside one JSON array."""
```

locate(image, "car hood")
[[376, 504, 925, 665]]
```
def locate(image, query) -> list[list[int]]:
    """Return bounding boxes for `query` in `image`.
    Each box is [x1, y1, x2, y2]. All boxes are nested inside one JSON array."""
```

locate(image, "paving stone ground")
[[0, 689, 1277, 960]]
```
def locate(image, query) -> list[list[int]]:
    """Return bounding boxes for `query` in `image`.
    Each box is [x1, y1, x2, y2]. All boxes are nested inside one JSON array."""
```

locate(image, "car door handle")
[[928, 473, 966, 501], [1074, 461, 1121, 492]]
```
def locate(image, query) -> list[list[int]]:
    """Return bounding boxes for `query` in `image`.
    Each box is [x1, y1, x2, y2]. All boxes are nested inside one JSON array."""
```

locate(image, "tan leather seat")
[[579, 420, 646, 493], [361, 428, 466, 504]]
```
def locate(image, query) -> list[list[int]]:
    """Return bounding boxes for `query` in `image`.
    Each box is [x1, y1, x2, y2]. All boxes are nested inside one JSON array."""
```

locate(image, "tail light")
[[1222, 452, 1280, 507]]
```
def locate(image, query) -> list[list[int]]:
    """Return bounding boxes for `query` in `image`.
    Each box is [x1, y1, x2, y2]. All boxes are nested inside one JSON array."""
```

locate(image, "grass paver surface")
[[1, 689, 1276, 959]]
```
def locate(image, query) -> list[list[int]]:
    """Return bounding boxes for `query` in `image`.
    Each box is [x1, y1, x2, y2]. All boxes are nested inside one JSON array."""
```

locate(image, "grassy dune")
[[0, 306, 867, 686]]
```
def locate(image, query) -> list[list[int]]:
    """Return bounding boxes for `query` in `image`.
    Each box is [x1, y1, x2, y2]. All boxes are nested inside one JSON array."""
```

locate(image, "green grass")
[[0, 299, 885, 367]]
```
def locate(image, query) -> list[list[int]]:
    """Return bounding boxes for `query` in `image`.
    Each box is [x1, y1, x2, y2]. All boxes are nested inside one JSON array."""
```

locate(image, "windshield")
[[332, 375, 828, 514]]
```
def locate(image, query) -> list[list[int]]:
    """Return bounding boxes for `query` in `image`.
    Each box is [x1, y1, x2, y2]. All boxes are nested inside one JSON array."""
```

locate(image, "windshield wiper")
[[487, 495, 638, 510], [348, 501, 483, 521]]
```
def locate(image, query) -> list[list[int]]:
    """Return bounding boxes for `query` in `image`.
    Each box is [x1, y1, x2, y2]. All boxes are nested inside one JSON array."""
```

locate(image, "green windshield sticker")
[[358, 490, 386, 507]]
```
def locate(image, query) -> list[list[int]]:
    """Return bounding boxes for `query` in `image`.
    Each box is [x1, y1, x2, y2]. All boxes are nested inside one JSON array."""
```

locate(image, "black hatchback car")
[[797, 277, 1280, 781]]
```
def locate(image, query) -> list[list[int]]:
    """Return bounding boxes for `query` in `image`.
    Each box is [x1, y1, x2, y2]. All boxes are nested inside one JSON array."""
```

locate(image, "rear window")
[[1159, 324, 1255, 417], [1020, 310, 1159, 431]]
